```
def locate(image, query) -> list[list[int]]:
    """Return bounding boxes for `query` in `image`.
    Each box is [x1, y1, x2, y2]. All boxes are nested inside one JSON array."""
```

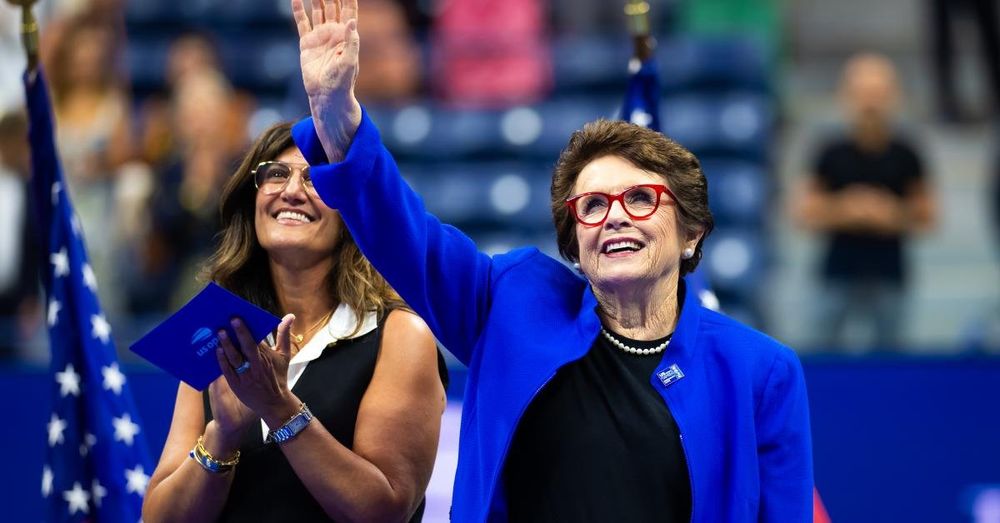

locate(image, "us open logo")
[[191, 327, 220, 357]]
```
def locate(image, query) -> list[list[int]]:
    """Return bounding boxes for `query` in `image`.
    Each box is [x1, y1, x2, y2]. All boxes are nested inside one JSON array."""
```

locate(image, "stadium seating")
[[121, 2, 777, 326]]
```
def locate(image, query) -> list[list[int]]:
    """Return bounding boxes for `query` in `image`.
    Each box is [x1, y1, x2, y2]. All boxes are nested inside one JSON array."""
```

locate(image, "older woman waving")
[[290, 1, 814, 521]]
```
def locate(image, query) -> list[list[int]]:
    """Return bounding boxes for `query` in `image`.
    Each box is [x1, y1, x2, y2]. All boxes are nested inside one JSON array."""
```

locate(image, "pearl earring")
[[682, 247, 694, 260], [573, 262, 581, 270]]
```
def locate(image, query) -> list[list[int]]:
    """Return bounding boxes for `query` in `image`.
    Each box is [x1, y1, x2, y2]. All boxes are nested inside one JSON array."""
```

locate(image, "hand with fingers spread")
[[291, 0, 362, 162], [216, 314, 302, 426]]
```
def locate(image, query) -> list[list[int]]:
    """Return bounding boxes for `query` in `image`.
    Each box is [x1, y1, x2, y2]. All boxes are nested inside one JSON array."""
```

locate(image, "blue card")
[[130, 283, 281, 391]]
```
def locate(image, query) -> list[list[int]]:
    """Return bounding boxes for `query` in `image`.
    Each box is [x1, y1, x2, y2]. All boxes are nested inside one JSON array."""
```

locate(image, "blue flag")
[[621, 58, 662, 131], [620, 57, 719, 310], [25, 70, 153, 522]]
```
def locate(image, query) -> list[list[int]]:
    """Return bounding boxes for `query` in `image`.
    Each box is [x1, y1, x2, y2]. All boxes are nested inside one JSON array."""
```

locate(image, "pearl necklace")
[[601, 328, 670, 356]]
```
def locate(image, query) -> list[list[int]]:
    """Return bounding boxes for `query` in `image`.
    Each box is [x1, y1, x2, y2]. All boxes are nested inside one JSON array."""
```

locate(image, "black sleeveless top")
[[204, 313, 448, 522], [503, 330, 692, 522]]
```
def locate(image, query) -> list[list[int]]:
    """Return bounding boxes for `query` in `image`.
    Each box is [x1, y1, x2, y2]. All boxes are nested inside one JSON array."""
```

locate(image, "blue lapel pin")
[[657, 363, 685, 388]]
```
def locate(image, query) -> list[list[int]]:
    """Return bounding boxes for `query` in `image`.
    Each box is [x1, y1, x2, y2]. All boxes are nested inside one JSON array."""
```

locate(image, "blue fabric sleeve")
[[756, 349, 814, 522], [292, 112, 492, 365]]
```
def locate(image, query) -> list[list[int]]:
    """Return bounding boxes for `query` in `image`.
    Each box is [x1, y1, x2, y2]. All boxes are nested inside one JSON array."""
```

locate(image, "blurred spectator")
[[793, 53, 937, 351], [285, 0, 424, 110], [128, 32, 256, 317], [45, 14, 134, 316], [927, 0, 1000, 123], [356, 0, 423, 105], [430, 0, 552, 108], [38, 0, 127, 80], [392, 0, 433, 35], [126, 70, 248, 315], [165, 31, 221, 88], [0, 111, 41, 361], [139, 31, 224, 170], [0, 6, 27, 114]]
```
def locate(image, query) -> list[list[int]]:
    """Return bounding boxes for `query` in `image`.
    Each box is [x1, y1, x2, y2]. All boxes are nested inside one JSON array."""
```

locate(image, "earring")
[[572, 262, 581, 270], [682, 247, 694, 260]]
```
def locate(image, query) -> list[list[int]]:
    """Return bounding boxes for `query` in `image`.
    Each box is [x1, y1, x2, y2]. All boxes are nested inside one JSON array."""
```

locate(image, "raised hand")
[[291, 0, 362, 161]]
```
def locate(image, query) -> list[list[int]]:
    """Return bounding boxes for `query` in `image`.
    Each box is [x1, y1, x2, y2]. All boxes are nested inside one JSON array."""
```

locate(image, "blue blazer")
[[293, 111, 814, 522]]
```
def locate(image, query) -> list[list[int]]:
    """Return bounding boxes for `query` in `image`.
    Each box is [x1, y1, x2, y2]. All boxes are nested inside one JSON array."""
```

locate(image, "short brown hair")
[[550, 119, 714, 276], [204, 123, 404, 336]]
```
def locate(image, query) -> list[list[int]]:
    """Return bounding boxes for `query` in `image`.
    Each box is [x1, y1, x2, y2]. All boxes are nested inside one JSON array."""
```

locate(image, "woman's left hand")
[[216, 314, 301, 423]]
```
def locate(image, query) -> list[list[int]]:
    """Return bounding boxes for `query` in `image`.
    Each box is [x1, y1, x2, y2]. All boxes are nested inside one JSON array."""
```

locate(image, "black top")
[[503, 328, 692, 522], [813, 137, 925, 282], [204, 314, 448, 522]]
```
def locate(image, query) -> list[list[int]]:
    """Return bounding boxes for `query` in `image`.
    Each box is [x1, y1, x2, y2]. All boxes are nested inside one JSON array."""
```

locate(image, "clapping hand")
[[292, 0, 362, 161], [216, 314, 301, 428], [205, 372, 255, 445]]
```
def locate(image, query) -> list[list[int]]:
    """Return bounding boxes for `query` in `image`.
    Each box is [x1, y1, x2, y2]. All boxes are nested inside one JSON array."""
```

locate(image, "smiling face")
[[254, 147, 343, 262], [573, 155, 701, 290]]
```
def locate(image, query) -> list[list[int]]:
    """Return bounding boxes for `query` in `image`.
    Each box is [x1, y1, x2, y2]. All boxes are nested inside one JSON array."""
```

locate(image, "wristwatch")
[[266, 403, 314, 444]]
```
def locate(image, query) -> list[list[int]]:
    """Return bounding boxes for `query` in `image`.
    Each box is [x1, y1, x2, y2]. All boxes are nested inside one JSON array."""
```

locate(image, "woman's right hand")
[[206, 374, 255, 445], [291, 0, 363, 162]]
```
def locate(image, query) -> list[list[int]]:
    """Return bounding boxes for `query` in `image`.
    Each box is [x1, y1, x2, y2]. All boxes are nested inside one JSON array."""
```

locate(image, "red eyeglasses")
[[565, 184, 676, 226]]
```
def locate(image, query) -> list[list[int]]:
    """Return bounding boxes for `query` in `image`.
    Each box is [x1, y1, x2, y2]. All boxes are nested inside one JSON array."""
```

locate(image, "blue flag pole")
[[24, 57, 153, 523]]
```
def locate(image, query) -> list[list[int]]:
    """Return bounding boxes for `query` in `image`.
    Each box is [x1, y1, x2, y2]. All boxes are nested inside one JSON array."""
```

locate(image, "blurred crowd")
[[0, 0, 998, 362]]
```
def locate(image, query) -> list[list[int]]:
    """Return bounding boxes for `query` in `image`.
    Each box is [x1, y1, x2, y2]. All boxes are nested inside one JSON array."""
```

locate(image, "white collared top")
[[259, 304, 379, 440]]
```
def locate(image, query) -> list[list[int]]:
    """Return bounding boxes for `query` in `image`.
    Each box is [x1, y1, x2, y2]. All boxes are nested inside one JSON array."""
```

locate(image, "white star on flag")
[[102, 363, 126, 395], [30, 64, 151, 523], [91, 478, 108, 507], [47, 298, 61, 327], [63, 482, 90, 515], [629, 109, 653, 128], [55, 363, 81, 397], [42, 466, 53, 497], [47, 413, 67, 446], [125, 465, 149, 496], [112, 413, 140, 446], [82, 263, 98, 292], [91, 314, 111, 344], [50, 247, 69, 278]]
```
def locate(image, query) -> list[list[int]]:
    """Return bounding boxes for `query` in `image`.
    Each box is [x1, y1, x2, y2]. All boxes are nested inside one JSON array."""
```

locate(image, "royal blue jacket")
[[293, 111, 814, 522]]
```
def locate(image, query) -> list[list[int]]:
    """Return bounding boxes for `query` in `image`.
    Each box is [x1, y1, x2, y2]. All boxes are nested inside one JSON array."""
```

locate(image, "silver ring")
[[234, 360, 251, 375]]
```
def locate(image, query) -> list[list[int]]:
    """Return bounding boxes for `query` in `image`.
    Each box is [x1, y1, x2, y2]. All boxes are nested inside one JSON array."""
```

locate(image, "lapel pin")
[[657, 363, 685, 388]]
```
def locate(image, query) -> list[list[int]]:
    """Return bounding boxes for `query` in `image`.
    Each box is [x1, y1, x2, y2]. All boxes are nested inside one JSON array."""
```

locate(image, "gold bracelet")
[[189, 435, 240, 473]]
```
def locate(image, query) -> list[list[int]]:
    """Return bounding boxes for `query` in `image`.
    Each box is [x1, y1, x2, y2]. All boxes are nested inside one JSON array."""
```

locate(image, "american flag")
[[620, 55, 720, 311], [621, 56, 663, 132], [25, 69, 152, 522]]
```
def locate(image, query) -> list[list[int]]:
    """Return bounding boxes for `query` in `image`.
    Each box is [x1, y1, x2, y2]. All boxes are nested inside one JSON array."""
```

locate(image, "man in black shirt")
[[794, 54, 937, 351]]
